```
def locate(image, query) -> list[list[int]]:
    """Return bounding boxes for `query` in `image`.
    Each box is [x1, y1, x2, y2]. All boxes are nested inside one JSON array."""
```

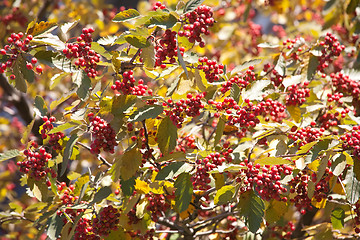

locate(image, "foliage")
[[0, 0, 360, 239]]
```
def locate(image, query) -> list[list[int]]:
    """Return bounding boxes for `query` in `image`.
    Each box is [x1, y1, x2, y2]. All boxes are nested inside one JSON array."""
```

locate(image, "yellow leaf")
[[311, 197, 327, 208], [308, 159, 320, 171], [27, 21, 57, 36], [265, 200, 288, 223], [287, 105, 301, 123], [179, 199, 196, 219], [223, 124, 238, 134], [135, 179, 150, 194], [212, 173, 225, 190]]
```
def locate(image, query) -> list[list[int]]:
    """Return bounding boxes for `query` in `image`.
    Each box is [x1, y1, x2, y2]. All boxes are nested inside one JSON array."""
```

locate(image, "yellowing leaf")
[[308, 159, 320, 171], [311, 197, 327, 208], [27, 21, 57, 36], [287, 105, 301, 123], [156, 116, 178, 154], [135, 179, 150, 194], [265, 200, 288, 223], [110, 147, 142, 181]]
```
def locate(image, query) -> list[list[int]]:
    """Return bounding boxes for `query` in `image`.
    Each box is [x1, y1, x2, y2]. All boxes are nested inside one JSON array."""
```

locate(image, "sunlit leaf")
[[214, 185, 235, 205], [174, 172, 193, 213], [112, 9, 140, 22]]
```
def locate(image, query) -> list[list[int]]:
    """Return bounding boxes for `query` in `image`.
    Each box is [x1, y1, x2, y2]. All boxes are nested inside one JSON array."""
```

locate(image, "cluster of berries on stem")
[[220, 67, 255, 94], [17, 141, 56, 180], [317, 33, 345, 73], [111, 70, 149, 95], [179, 5, 214, 47], [88, 113, 117, 154], [197, 57, 224, 83], [62, 27, 100, 78], [285, 82, 310, 106], [40, 116, 65, 150], [288, 125, 323, 147], [341, 126, 360, 159], [155, 30, 184, 68], [93, 205, 120, 236]]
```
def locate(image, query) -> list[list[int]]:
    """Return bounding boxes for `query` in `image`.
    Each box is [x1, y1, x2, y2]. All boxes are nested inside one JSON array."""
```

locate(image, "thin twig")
[[76, 141, 112, 167]]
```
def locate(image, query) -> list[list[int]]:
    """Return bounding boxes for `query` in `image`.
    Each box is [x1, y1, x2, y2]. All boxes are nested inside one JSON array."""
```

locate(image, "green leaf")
[[174, 172, 193, 213], [287, 105, 301, 123], [344, 167, 360, 204], [34, 96, 48, 117], [52, 54, 77, 73], [92, 186, 112, 203], [73, 71, 91, 100], [214, 115, 226, 146], [0, 149, 20, 162], [274, 54, 286, 76], [111, 95, 137, 117], [214, 185, 235, 205], [156, 116, 178, 154], [120, 176, 136, 196], [238, 191, 265, 233], [125, 35, 150, 48], [21, 118, 35, 145], [307, 54, 319, 81], [145, 13, 178, 29], [177, 45, 189, 78], [265, 200, 288, 224], [110, 147, 142, 181], [230, 83, 241, 103], [61, 134, 78, 177], [141, 43, 156, 68], [243, 80, 271, 100], [305, 139, 331, 163], [91, 42, 111, 60], [128, 105, 164, 122], [331, 208, 345, 229], [48, 122, 78, 134], [47, 213, 64, 240], [112, 9, 140, 22], [183, 0, 205, 13], [50, 72, 68, 90], [230, 59, 261, 76], [156, 162, 190, 180], [254, 157, 293, 166], [11, 58, 28, 92]]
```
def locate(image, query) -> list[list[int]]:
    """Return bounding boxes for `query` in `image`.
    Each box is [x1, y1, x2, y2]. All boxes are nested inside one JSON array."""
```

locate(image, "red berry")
[[35, 65, 43, 73]]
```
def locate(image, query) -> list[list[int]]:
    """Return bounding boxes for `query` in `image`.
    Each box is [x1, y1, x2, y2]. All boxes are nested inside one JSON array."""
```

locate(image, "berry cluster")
[[62, 27, 100, 78], [74, 218, 99, 240], [197, 57, 224, 83], [146, 193, 172, 222], [354, 201, 360, 234], [220, 67, 255, 94], [288, 126, 323, 147], [178, 5, 214, 47], [40, 116, 65, 150], [263, 63, 284, 87], [257, 99, 287, 122], [269, 222, 295, 239], [93, 206, 120, 236], [192, 151, 232, 190], [289, 168, 333, 214], [0, 7, 27, 28], [152, 1, 166, 11], [0, 33, 43, 76], [176, 135, 197, 152], [341, 126, 360, 159], [127, 229, 155, 240], [17, 142, 56, 180], [246, 21, 262, 56], [235, 161, 292, 201], [164, 92, 205, 128], [224, 216, 239, 240], [88, 113, 117, 154], [155, 30, 184, 68], [111, 70, 149, 95], [285, 83, 310, 106], [317, 33, 345, 73], [331, 72, 360, 99]]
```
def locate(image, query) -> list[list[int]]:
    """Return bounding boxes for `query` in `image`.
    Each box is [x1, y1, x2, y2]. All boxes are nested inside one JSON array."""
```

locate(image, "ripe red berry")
[[26, 63, 33, 70], [35, 65, 43, 73]]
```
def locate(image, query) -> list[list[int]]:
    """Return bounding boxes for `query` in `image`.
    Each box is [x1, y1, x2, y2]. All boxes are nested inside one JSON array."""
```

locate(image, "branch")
[[75, 141, 112, 167]]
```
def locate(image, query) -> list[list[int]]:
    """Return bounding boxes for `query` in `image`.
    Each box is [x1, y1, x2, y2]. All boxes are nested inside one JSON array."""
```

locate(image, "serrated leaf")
[[156, 116, 178, 154], [50, 72, 68, 90], [238, 191, 265, 233], [145, 13, 178, 29], [60, 21, 79, 36], [214, 185, 235, 205], [74, 71, 91, 100], [0, 149, 20, 162], [258, 42, 279, 48], [282, 75, 303, 90], [265, 200, 288, 223], [61, 134, 78, 176], [230, 83, 241, 103], [21, 118, 35, 145], [307, 54, 319, 81], [274, 54, 286, 76], [124, 35, 150, 48], [331, 208, 345, 229], [11, 58, 28, 92], [34, 96, 48, 117], [243, 80, 271, 100], [27, 21, 57, 36], [174, 172, 193, 213], [141, 43, 156, 68], [32, 33, 66, 51], [120, 176, 136, 196], [112, 9, 140, 22], [110, 147, 142, 181], [111, 95, 137, 117], [287, 105, 301, 123], [128, 105, 163, 122], [97, 35, 118, 45], [156, 162, 190, 180], [177, 45, 189, 78], [183, 0, 205, 13], [214, 115, 226, 146], [52, 54, 77, 72], [331, 153, 347, 176], [344, 167, 360, 204], [255, 157, 292, 166], [92, 186, 112, 203], [135, 179, 150, 194], [48, 122, 78, 134], [231, 59, 261, 76], [91, 42, 111, 60], [47, 213, 64, 240]]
